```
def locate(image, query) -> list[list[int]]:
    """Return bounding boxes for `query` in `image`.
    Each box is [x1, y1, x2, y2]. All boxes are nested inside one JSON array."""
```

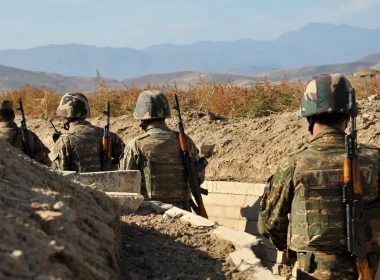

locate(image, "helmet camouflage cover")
[[56, 92, 90, 118], [300, 73, 355, 117], [133, 90, 171, 120], [0, 100, 14, 112]]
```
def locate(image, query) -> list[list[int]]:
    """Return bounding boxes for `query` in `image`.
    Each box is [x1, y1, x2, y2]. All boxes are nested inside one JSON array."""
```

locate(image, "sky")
[[1, 0, 380, 50]]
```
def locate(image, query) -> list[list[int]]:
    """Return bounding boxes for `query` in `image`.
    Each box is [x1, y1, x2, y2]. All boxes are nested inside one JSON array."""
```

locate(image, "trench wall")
[[202, 181, 290, 276]]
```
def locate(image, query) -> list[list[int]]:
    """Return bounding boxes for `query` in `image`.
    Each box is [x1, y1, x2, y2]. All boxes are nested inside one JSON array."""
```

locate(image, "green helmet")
[[300, 73, 354, 117], [0, 100, 13, 112], [56, 92, 90, 118], [133, 90, 171, 120]]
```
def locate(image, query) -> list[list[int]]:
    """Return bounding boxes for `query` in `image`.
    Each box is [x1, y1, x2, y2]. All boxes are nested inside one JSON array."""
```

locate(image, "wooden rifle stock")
[[174, 94, 208, 218], [343, 89, 372, 280]]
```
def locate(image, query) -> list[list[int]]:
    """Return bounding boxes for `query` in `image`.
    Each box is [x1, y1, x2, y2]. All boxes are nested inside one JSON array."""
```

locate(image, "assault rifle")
[[17, 98, 33, 158], [343, 88, 380, 279], [101, 101, 111, 171], [173, 94, 209, 218]]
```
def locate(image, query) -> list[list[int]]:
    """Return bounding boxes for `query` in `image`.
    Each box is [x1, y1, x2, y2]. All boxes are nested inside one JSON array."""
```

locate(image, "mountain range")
[[0, 23, 380, 80]]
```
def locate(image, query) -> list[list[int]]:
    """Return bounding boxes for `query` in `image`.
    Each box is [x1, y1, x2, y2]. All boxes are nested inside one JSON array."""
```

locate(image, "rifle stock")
[[174, 94, 209, 218], [343, 89, 372, 280]]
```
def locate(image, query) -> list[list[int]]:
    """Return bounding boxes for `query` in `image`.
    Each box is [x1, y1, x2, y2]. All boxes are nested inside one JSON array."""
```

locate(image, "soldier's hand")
[[52, 132, 61, 143]]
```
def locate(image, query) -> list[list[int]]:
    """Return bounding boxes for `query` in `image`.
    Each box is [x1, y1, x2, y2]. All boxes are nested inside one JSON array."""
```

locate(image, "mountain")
[[0, 64, 119, 92], [257, 53, 380, 82], [0, 23, 379, 79]]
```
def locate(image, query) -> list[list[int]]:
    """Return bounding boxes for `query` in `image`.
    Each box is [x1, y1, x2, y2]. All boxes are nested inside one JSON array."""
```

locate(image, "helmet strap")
[[307, 117, 315, 135]]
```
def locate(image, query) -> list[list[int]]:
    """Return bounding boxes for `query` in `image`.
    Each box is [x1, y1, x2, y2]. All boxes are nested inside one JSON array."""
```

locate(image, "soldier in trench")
[[0, 100, 51, 166], [120, 90, 205, 211], [258, 73, 380, 279]]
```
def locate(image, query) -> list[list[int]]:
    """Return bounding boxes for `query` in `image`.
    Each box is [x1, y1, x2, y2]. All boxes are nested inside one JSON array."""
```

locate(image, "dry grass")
[[1, 76, 379, 119]]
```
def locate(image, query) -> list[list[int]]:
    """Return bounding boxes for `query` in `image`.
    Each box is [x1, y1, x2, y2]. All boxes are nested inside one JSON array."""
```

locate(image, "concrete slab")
[[106, 192, 144, 212], [229, 248, 261, 272], [211, 226, 262, 249], [165, 207, 216, 227], [61, 170, 141, 193], [202, 181, 265, 196]]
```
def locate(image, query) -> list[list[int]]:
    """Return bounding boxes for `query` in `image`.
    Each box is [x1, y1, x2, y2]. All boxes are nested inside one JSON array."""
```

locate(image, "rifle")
[[173, 94, 209, 218], [343, 88, 380, 279], [49, 119, 62, 143], [17, 98, 33, 158], [101, 101, 111, 171]]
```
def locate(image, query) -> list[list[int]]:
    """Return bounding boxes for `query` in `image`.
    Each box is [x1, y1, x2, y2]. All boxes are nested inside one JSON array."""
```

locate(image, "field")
[[2, 76, 379, 120]]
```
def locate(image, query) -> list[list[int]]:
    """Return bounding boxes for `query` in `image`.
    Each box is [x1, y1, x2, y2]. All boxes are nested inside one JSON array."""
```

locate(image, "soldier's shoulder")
[[287, 146, 308, 157], [358, 143, 380, 150]]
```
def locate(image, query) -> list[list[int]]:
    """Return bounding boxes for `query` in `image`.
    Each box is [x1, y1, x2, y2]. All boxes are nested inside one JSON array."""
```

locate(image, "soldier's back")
[[288, 133, 380, 279], [53, 121, 103, 172]]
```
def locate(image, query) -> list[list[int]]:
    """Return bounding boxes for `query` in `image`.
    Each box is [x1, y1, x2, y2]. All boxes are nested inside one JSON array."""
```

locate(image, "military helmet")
[[133, 90, 171, 120], [300, 73, 354, 117], [56, 92, 90, 118], [0, 100, 14, 112]]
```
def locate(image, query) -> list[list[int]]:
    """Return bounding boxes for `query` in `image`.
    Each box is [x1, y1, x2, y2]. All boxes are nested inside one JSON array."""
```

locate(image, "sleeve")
[[187, 135, 205, 184], [110, 132, 125, 164], [30, 131, 51, 167], [258, 161, 294, 251], [51, 137, 70, 171], [119, 139, 140, 171]]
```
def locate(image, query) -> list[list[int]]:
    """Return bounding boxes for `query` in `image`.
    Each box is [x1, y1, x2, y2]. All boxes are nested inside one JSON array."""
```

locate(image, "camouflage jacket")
[[258, 128, 380, 278], [120, 121, 205, 202], [0, 121, 51, 166], [51, 120, 125, 172]]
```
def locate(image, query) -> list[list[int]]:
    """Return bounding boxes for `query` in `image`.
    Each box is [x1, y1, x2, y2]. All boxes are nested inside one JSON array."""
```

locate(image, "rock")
[[201, 144, 216, 158], [106, 192, 144, 212], [61, 170, 141, 193], [149, 201, 173, 214], [368, 95, 380, 102], [208, 111, 216, 121], [220, 140, 232, 148]]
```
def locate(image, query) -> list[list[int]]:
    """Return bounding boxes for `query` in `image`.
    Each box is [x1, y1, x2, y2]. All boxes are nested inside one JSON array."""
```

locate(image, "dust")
[[120, 213, 257, 280], [0, 140, 120, 279]]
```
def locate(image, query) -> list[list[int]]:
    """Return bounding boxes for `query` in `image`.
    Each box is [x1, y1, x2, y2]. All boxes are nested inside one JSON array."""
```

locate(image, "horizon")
[[2, 0, 380, 50]]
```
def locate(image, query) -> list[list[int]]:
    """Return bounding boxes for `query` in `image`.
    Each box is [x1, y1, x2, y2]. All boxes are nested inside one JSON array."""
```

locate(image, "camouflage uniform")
[[258, 74, 380, 279], [120, 90, 205, 210], [51, 92, 125, 172], [0, 100, 51, 166]]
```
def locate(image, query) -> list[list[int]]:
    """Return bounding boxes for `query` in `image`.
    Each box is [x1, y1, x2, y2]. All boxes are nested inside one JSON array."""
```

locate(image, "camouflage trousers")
[[295, 251, 380, 279]]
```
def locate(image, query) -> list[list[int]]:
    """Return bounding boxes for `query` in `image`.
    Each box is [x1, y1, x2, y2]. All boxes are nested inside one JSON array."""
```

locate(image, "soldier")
[[120, 90, 205, 211], [258, 73, 380, 279], [0, 100, 51, 166], [51, 92, 125, 172]]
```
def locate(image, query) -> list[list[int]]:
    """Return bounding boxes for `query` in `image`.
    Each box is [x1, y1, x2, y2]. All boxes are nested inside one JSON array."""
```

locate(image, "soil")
[[26, 95, 380, 183], [120, 213, 257, 280], [0, 140, 120, 279]]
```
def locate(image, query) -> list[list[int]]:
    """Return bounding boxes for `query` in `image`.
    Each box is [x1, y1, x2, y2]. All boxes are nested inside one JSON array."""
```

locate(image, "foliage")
[[1, 76, 379, 119]]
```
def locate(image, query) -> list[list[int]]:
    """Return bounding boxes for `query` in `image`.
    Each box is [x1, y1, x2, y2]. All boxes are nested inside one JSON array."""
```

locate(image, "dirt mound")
[[0, 141, 120, 279], [120, 213, 256, 280], [26, 96, 380, 183]]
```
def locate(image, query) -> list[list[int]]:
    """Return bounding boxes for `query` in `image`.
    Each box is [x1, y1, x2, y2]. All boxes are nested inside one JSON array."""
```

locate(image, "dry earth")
[[26, 95, 380, 183], [120, 212, 256, 280], [0, 140, 120, 279]]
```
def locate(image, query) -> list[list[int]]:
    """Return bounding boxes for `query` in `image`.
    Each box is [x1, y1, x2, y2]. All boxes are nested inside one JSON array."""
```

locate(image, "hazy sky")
[[1, 0, 380, 50]]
